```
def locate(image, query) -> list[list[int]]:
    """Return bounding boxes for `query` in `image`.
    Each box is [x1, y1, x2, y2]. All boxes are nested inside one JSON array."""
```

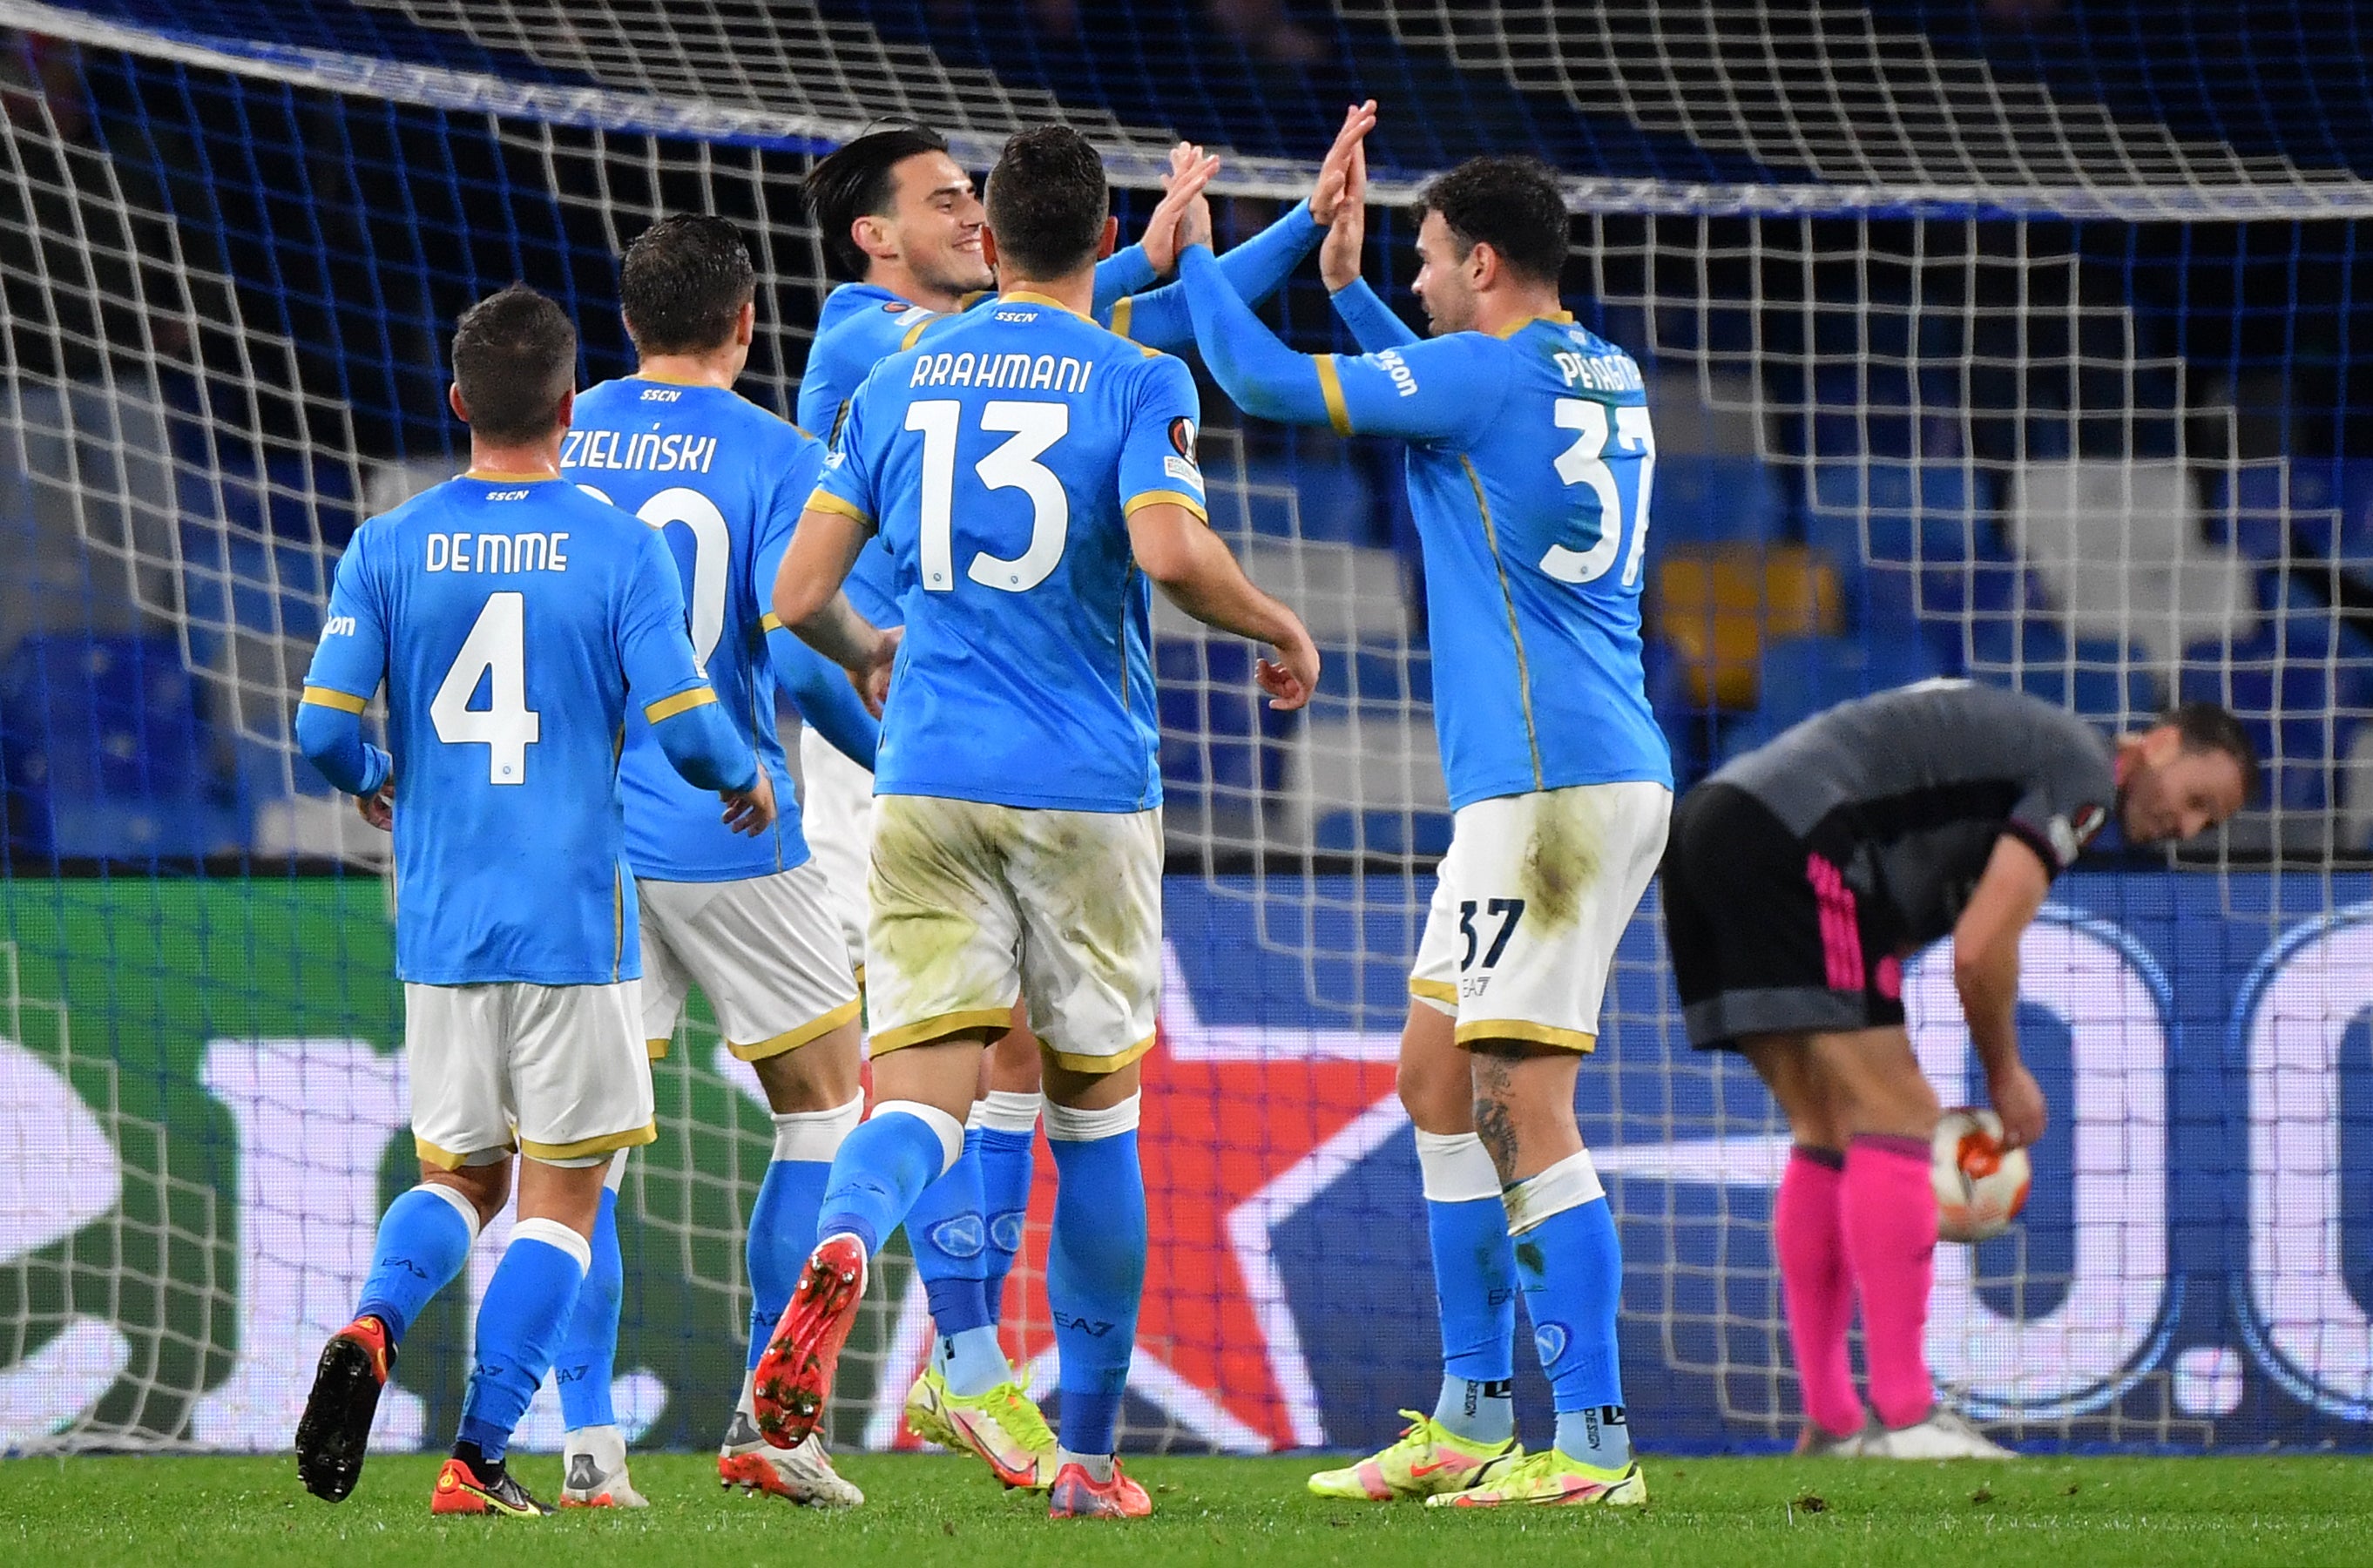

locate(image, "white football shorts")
[[1410, 780, 1672, 1051], [798, 725, 876, 980], [866, 794, 1162, 1073], [404, 979, 654, 1169], [637, 863, 862, 1062]]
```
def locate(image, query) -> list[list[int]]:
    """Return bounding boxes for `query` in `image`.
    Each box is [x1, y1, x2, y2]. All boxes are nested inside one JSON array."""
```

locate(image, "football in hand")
[[1931, 1107, 2031, 1243]]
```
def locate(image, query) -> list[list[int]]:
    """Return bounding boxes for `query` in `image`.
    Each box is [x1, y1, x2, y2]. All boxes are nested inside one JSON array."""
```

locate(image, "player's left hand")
[[1309, 98, 1378, 226], [720, 767, 777, 836], [1142, 141, 1221, 274], [356, 775, 394, 832], [1985, 1059, 2047, 1151], [1320, 138, 1368, 293]]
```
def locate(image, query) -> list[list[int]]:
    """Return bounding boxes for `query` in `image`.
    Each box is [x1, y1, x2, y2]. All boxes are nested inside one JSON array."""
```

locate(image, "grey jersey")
[[1711, 680, 2117, 945]]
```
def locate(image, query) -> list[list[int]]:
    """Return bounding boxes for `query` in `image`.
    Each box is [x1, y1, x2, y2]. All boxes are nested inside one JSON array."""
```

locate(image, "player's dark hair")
[[450, 283, 575, 443], [984, 125, 1108, 280], [619, 214, 754, 355], [1415, 155, 1571, 288], [805, 125, 952, 278], [2160, 701, 2262, 803]]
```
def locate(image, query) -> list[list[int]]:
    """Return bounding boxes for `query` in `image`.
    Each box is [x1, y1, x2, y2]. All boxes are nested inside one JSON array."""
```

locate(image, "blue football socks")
[[455, 1217, 589, 1466], [815, 1101, 963, 1260], [354, 1181, 477, 1345], [971, 1091, 1041, 1320], [1504, 1151, 1632, 1470], [1416, 1129, 1519, 1445], [1043, 1096, 1146, 1456], [553, 1177, 622, 1431]]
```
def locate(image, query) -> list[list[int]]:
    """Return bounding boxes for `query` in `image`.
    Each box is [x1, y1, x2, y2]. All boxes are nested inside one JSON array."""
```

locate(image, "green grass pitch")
[[2, 1454, 2367, 1567]]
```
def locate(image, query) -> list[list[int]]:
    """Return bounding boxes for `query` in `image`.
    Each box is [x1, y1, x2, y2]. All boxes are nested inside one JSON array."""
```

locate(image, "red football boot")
[[1047, 1458, 1153, 1519], [749, 1232, 869, 1450]]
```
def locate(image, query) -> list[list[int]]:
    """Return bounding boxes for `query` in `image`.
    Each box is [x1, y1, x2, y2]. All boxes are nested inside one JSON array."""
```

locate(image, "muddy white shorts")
[[1410, 781, 1671, 1051], [404, 979, 654, 1169], [865, 793, 1162, 1073], [637, 862, 863, 1061], [799, 726, 876, 980]]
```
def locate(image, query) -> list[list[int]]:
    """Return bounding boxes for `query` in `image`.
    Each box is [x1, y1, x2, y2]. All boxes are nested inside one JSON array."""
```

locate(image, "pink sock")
[[1841, 1134, 1938, 1429], [1775, 1146, 1863, 1439]]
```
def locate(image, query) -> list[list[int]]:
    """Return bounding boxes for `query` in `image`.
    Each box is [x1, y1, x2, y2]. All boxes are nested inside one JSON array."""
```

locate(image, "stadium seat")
[[0, 633, 237, 861], [1722, 631, 1944, 757], [1967, 619, 2158, 727], [1653, 453, 1786, 545], [1656, 544, 1842, 709]]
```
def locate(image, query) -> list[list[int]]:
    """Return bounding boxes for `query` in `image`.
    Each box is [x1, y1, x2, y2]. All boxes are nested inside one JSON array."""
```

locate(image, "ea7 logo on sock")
[[1534, 1322, 1570, 1368], [1053, 1310, 1117, 1337]]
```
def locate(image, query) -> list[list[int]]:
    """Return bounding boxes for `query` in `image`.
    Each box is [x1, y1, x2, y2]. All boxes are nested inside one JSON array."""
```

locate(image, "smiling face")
[[2117, 727, 2249, 844], [1410, 210, 1483, 337], [869, 149, 992, 297]]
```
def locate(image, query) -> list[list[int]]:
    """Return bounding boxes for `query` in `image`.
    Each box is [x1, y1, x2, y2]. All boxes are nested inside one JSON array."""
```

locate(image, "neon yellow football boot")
[[1424, 1445, 1647, 1508], [1307, 1411, 1522, 1502], [905, 1364, 1058, 1490]]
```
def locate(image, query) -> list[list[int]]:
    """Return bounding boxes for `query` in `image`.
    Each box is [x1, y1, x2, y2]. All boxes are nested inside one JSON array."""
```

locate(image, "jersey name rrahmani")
[[565, 376, 821, 882], [808, 291, 1204, 812], [1314, 307, 1673, 808], [301, 476, 720, 984], [796, 204, 1322, 633]]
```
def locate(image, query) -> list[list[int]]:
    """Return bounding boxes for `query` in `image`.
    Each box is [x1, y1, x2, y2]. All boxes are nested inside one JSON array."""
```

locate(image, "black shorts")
[[1661, 782, 1908, 1051]]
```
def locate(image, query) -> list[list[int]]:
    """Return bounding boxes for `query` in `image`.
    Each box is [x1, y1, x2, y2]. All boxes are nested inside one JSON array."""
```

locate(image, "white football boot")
[[1862, 1406, 2017, 1460], [559, 1423, 651, 1508]]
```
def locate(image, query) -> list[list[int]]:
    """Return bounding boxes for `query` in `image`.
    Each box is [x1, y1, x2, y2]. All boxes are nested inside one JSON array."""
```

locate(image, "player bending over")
[[546, 214, 880, 1509], [760, 125, 1318, 1518], [1184, 151, 1671, 1508], [1662, 686, 2253, 1457], [790, 107, 1367, 1484], [292, 285, 772, 1516]]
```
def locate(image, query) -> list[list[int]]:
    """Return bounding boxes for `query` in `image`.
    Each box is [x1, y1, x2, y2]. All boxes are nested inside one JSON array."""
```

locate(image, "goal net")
[[1, 0, 2370, 1456]]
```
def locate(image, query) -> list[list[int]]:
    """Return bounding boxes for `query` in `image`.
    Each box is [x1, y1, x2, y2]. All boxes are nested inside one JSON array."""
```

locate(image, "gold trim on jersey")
[[899, 310, 945, 351], [1039, 1031, 1158, 1075], [1460, 456, 1545, 791], [1409, 977, 1460, 1005], [646, 1037, 672, 1061], [1123, 489, 1208, 523], [761, 611, 785, 632], [1001, 287, 1091, 320], [520, 1121, 659, 1163], [1454, 1018, 1596, 1053], [1109, 294, 1135, 341], [414, 1133, 514, 1170], [729, 997, 864, 1063], [1491, 311, 1576, 340], [301, 685, 369, 713], [870, 1007, 1017, 1055], [644, 686, 719, 724], [807, 490, 873, 524], [1315, 355, 1352, 436]]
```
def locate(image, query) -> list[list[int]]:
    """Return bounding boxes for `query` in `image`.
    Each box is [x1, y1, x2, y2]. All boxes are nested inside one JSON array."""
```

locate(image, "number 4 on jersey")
[[430, 591, 540, 784]]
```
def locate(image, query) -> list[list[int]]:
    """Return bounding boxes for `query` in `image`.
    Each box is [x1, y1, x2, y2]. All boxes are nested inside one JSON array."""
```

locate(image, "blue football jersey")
[[564, 376, 818, 882], [810, 292, 1205, 812], [799, 284, 934, 630], [1315, 315, 1673, 808], [301, 476, 721, 984]]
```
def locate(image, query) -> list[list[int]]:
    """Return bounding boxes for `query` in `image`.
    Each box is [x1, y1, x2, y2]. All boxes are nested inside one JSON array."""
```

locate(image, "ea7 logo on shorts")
[[1168, 416, 1197, 463], [322, 614, 357, 637]]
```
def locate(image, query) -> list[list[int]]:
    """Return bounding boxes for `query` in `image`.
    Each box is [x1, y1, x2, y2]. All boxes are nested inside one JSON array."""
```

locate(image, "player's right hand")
[[356, 776, 394, 832], [1985, 1059, 2047, 1151], [1142, 141, 1220, 274], [1309, 98, 1378, 226], [1320, 136, 1369, 294], [1257, 620, 1321, 713], [851, 625, 903, 718], [720, 768, 777, 836]]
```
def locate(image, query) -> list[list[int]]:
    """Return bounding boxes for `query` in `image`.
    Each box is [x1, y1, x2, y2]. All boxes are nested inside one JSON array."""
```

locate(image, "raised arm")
[[1105, 200, 1322, 351], [1181, 243, 1499, 442], [1315, 125, 1418, 353]]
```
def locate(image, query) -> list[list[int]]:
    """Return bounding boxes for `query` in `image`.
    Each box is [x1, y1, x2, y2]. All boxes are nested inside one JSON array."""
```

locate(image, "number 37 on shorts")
[[1407, 781, 1672, 1053]]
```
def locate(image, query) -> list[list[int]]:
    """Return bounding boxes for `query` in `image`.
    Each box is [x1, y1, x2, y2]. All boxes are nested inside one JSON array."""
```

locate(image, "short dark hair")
[[2160, 701, 2262, 804], [620, 214, 754, 355], [1415, 155, 1570, 287], [984, 125, 1108, 281], [450, 283, 575, 443], [805, 125, 951, 278]]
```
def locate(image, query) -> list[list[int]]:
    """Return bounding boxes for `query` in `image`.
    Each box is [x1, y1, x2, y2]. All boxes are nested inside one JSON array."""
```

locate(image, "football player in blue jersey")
[[1182, 151, 1673, 1508], [756, 126, 1318, 1519], [549, 214, 881, 1510], [789, 106, 1370, 1485], [291, 285, 771, 1517]]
